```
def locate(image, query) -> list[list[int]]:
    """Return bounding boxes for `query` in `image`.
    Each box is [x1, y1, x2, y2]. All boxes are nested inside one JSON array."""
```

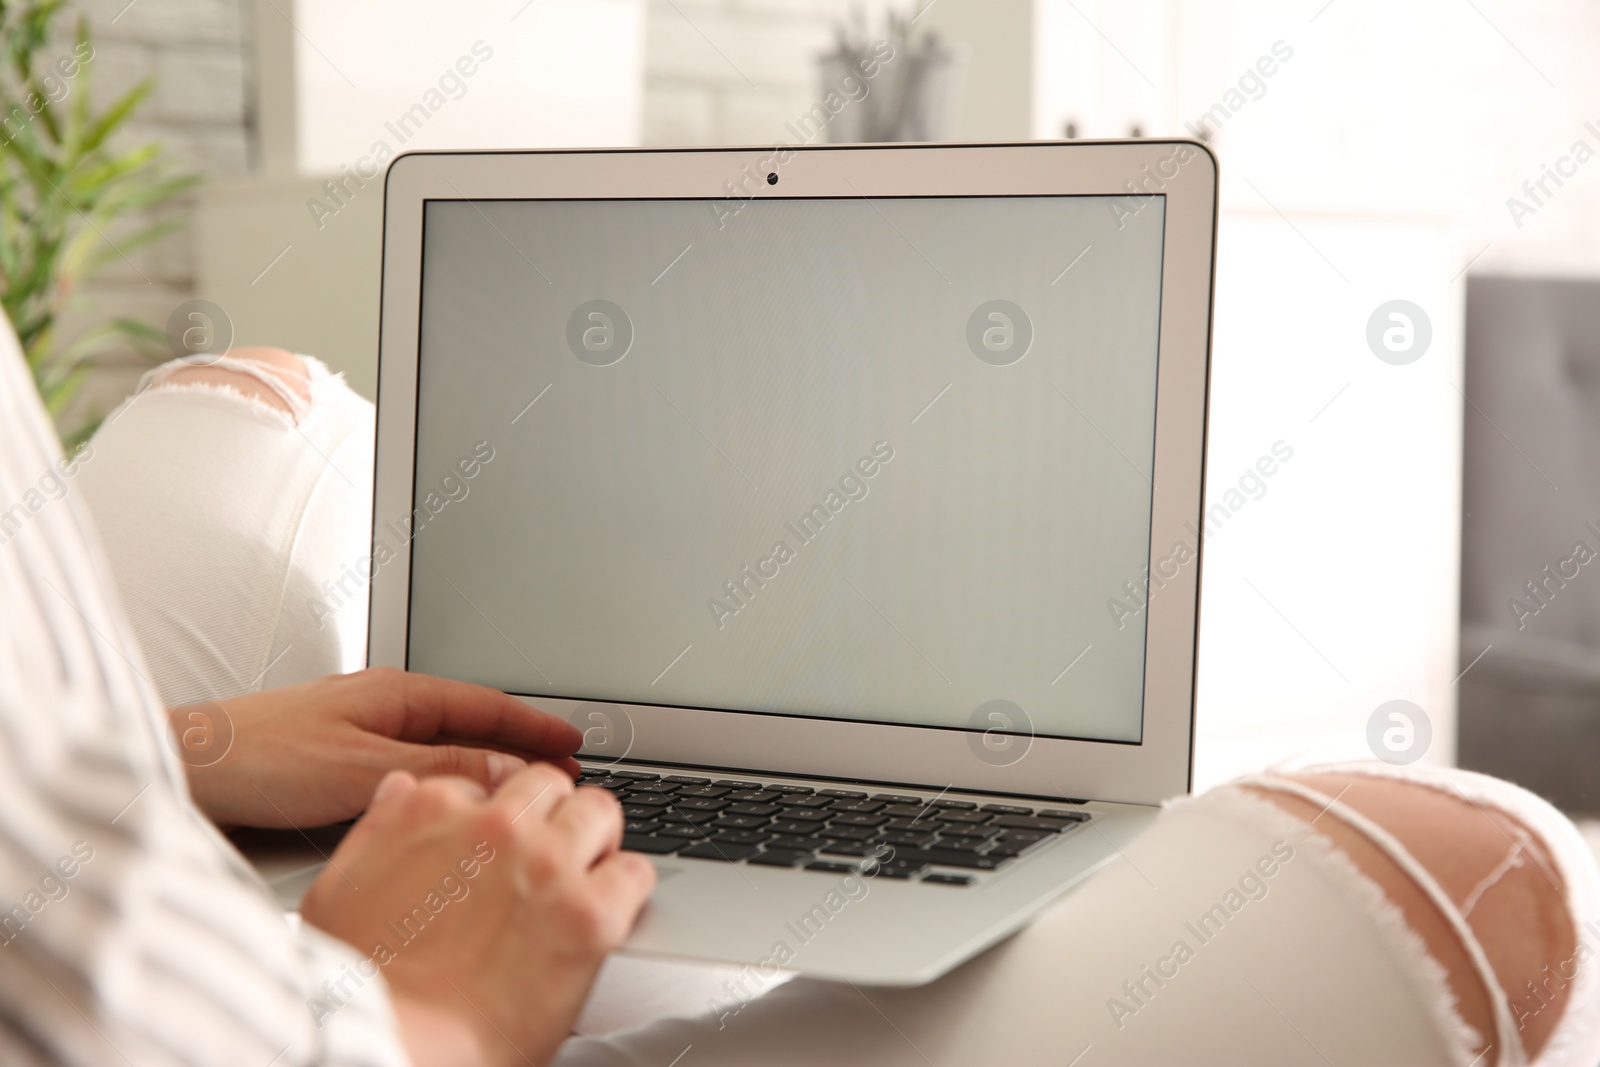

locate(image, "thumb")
[[398, 742, 528, 790], [371, 769, 419, 806]]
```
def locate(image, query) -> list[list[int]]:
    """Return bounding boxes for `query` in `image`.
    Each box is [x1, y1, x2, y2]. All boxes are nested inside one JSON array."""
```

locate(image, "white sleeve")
[[0, 326, 407, 1067]]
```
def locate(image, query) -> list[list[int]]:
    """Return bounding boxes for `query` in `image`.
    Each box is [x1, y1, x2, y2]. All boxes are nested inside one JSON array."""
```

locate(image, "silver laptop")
[[368, 141, 1217, 985]]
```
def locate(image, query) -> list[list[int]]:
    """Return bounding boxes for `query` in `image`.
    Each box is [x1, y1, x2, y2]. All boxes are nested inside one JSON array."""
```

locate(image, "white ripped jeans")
[[77, 356, 1600, 1067]]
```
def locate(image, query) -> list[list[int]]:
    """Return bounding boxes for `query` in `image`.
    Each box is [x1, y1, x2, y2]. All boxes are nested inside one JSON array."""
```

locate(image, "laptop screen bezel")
[[370, 142, 1217, 806]]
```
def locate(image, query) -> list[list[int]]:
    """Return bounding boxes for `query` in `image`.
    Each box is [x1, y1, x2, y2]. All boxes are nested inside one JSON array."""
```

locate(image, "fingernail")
[[487, 752, 526, 787], [372, 770, 417, 805]]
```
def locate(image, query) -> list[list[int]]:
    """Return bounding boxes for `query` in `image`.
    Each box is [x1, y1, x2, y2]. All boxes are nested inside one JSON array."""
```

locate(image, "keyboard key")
[[872, 793, 922, 804], [990, 816, 1082, 833], [884, 818, 936, 832], [662, 775, 711, 785], [988, 838, 1048, 858], [712, 830, 773, 846], [726, 791, 782, 803], [774, 808, 828, 823], [767, 784, 815, 795], [936, 809, 993, 824], [674, 797, 729, 811], [822, 825, 879, 841], [713, 814, 771, 830], [680, 842, 758, 861], [933, 836, 987, 853], [829, 799, 886, 814], [782, 795, 834, 809], [1040, 806, 1088, 817], [622, 804, 666, 819], [994, 830, 1049, 845], [626, 782, 676, 793], [930, 800, 977, 810], [676, 786, 731, 799], [659, 810, 718, 825], [725, 803, 780, 816], [819, 788, 867, 799], [771, 820, 828, 836], [869, 858, 928, 877], [611, 770, 661, 780], [880, 831, 938, 849], [870, 866, 917, 879], [804, 860, 858, 874], [657, 824, 711, 839], [749, 850, 810, 867], [766, 834, 829, 851], [819, 841, 891, 857], [921, 873, 974, 886], [617, 794, 671, 809], [624, 819, 663, 834], [936, 824, 1002, 839], [980, 804, 1034, 816], [622, 833, 683, 854], [830, 812, 888, 828], [713, 780, 762, 790], [882, 804, 932, 818], [592, 777, 632, 790]]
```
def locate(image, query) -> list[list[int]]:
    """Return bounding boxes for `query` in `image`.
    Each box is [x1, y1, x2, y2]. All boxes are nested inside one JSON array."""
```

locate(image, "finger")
[[549, 786, 625, 866], [372, 769, 419, 806], [384, 672, 583, 759], [491, 761, 574, 824], [384, 740, 529, 791], [333, 770, 419, 854], [585, 850, 657, 947], [432, 736, 580, 781]]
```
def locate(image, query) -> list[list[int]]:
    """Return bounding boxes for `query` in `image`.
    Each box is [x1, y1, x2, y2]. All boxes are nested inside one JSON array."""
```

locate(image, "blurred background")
[[20, 0, 1600, 829]]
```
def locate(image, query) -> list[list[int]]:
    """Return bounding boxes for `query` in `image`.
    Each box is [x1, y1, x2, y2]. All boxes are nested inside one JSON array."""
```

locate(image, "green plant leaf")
[[0, 1, 202, 439]]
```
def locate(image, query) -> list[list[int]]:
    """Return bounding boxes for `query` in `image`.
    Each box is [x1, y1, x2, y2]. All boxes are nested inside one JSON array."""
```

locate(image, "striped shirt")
[[0, 322, 409, 1067]]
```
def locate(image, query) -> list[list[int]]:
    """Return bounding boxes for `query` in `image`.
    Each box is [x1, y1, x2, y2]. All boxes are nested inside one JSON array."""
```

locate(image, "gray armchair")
[[1458, 275, 1600, 814]]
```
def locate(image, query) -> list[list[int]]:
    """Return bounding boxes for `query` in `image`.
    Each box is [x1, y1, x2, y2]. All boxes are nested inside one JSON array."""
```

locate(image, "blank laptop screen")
[[404, 193, 1166, 745]]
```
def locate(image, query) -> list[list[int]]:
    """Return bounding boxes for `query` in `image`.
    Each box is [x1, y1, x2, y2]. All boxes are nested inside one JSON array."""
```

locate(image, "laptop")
[[368, 140, 1218, 985]]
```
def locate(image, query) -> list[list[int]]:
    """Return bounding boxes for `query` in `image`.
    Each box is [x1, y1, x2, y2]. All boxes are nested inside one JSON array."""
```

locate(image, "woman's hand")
[[171, 667, 583, 829], [301, 765, 655, 1067]]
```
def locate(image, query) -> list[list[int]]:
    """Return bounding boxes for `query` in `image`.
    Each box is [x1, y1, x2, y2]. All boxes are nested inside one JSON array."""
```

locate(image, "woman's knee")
[[158, 346, 312, 421], [1245, 768, 1579, 1064]]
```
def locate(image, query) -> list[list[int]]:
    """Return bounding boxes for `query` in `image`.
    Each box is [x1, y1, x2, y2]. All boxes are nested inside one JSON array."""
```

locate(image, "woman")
[[5, 338, 1592, 1066]]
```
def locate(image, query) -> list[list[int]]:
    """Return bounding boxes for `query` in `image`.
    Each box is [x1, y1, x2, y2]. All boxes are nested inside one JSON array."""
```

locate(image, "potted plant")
[[0, 0, 198, 446]]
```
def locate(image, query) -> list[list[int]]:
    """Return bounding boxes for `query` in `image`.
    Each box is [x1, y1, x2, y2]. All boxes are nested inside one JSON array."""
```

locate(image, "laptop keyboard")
[[578, 766, 1091, 887]]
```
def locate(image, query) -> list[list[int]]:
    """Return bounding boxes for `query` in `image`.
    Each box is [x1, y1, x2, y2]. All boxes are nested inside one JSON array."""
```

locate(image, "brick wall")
[[57, 0, 253, 423]]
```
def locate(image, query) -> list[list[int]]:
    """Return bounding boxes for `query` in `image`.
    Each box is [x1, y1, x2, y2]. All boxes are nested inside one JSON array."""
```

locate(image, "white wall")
[[640, 0, 898, 146], [195, 177, 383, 397], [292, 0, 645, 170], [1028, 0, 1555, 782], [1196, 210, 1466, 787]]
